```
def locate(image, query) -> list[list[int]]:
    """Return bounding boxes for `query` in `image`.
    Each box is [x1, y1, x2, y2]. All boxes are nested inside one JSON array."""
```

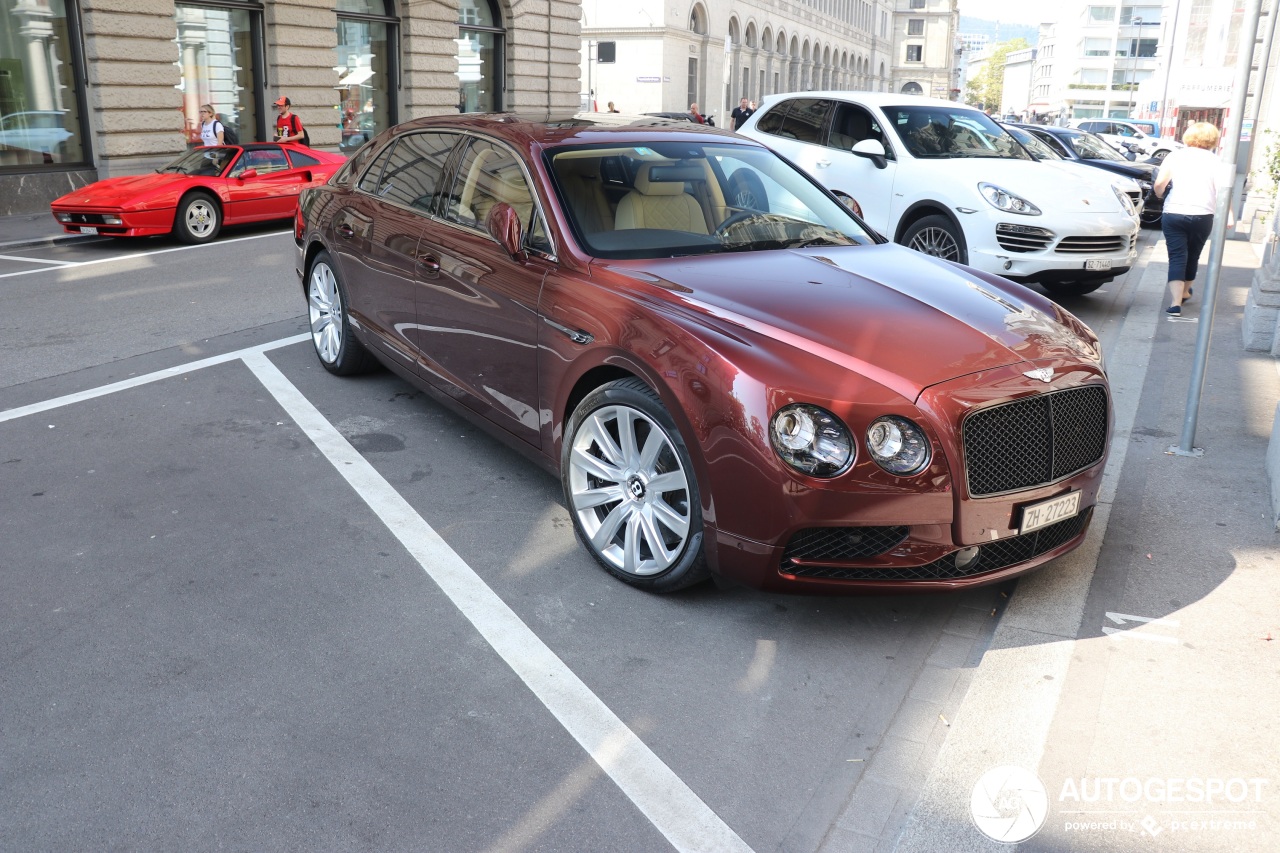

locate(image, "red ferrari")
[[51, 143, 345, 244]]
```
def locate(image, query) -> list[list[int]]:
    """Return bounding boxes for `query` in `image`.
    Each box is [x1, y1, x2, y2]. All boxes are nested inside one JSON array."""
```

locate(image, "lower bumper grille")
[[783, 509, 1091, 581], [781, 526, 909, 571]]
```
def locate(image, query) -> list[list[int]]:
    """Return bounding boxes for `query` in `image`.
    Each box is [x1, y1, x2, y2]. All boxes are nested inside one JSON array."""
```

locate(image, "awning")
[[335, 66, 375, 89]]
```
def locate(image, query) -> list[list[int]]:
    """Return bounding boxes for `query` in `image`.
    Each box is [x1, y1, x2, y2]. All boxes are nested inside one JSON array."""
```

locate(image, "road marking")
[[0, 230, 291, 280], [1101, 626, 1179, 644], [1105, 611, 1179, 627], [0, 253, 78, 266], [1103, 611, 1180, 644], [241, 350, 753, 853], [0, 334, 309, 424]]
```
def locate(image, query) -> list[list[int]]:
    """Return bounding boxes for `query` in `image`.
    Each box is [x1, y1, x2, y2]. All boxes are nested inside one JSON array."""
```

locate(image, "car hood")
[[52, 173, 190, 208], [934, 158, 1129, 215], [1082, 159, 1157, 181], [606, 243, 1099, 402]]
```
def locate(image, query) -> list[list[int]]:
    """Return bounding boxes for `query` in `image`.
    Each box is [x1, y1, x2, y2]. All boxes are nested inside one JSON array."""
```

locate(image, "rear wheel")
[[563, 379, 709, 593], [902, 214, 968, 264], [307, 250, 377, 375], [173, 191, 221, 244]]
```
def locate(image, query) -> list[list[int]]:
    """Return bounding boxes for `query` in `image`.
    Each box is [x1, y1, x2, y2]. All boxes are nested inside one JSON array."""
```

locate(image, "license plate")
[[1018, 491, 1081, 535], [79, 226, 98, 235], [1085, 259, 1111, 271]]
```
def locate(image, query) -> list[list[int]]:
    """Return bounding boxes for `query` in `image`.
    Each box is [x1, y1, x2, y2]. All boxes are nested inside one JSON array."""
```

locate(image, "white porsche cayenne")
[[738, 92, 1140, 297]]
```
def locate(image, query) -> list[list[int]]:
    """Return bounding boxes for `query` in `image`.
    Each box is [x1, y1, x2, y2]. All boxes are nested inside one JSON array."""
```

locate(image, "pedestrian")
[[689, 103, 705, 124], [607, 101, 620, 113], [731, 97, 754, 131], [1153, 122, 1224, 315], [273, 96, 305, 144], [198, 104, 224, 146], [749, 100, 757, 111]]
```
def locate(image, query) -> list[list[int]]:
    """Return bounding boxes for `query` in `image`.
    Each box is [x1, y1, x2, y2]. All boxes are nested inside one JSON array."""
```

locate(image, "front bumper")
[[965, 209, 1139, 283], [51, 207, 174, 238]]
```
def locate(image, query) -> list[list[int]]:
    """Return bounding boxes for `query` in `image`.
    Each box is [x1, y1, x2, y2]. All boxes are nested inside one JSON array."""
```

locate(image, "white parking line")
[[0, 230, 291, 281], [0, 335, 753, 853], [242, 350, 754, 853], [0, 253, 78, 266]]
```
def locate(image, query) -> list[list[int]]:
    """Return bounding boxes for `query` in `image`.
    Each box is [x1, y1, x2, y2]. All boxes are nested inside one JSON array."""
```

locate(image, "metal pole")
[[1172, 0, 1265, 456]]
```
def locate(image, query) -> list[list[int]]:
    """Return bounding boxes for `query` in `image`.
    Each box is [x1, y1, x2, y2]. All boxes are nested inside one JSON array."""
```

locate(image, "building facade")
[[0, 0, 582, 215], [577, 0, 958, 120]]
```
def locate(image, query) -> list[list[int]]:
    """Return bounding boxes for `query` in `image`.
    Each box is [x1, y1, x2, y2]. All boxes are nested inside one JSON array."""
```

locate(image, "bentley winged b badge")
[[1023, 367, 1055, 383]]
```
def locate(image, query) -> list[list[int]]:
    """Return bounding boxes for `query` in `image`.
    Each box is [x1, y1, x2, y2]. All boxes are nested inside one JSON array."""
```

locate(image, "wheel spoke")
[[637, 427, 666, 474], [571, 445, 624, 484], [591, 502, 628, 551], [616, 407, 640, 467], [651, 498, 690, 540], [622, 510, 644, 574], [646, 470, 686, 494], [573, 483, 623, 509], [638, 506, 676, 567], [585, 412, 626, 468]]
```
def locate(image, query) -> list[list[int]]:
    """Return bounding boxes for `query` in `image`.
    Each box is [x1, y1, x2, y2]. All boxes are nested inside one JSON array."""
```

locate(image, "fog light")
[[54, 212, 71, 223], [954, 546, 981, 571], [1003, 260, 1013, 270]]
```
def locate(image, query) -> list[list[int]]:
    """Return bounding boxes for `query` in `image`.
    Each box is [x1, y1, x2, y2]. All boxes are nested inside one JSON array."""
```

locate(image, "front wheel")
[[901, 214, 968, 265], [563, 379, 709, 592], [173, 191, 221, 244], [307, 250, 377, 375]]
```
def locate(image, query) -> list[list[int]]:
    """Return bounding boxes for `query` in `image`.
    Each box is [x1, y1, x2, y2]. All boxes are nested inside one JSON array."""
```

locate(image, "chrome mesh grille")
[[963, 385, 1108, 497], [1055, 235, 1127, 254]]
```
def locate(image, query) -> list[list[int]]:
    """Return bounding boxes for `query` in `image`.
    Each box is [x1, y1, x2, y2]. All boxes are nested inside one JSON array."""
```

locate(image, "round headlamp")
[[866, 416, 932, 475], [769, 403, 854, 477]]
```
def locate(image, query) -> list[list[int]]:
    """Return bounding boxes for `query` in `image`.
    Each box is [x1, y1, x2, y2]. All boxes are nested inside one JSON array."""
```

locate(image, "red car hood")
[[52, 173, 190, 208], [603, 244, 1100, 401]]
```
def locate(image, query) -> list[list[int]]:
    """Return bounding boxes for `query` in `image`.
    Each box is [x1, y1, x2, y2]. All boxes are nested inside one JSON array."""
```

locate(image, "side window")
[[525, 210, 554, 256], [447, 138, 536, 233], [776, 98, 833, 144], [828, 103, 891, 159], [375, 131, 460, 213], [754, 101, 791, 136], [357, 142, 397, 193], [1036, 132, 1071, 158], [230, 148, 288, 176], [287, 149, 322, 168]]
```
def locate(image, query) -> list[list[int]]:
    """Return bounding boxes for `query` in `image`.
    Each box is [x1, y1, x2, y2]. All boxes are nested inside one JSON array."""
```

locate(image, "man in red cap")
[[273, 97, 305, 144]]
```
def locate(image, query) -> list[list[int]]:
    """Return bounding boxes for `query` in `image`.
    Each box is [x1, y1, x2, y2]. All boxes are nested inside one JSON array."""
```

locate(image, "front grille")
[[963, 385, 1108, 497], [996, 223, 1053, 253], [60, 212, 112, 225], [1055, 235, 1127, 254], [1125, 190, 1142, 209], [784, 509, 1091, 581], [780, 526, 910, 571]]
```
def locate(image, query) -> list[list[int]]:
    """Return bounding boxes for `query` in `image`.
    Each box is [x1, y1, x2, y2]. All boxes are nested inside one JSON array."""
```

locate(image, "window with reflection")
[[175, 2, 259, 148], [458, 0, 503, 112], [0, 0, 88, 168], [337, 0, 397, 153]]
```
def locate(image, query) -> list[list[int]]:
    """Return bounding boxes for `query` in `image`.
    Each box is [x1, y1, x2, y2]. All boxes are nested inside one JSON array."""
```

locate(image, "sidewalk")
[[891, 233, 1280, 851], [0, 211, 98, 252]]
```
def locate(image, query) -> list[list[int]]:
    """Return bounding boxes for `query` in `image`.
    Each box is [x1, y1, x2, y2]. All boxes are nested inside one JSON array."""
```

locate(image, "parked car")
[[644, 111, 716, 126], [0, 110, 72, 156], [1069, 119, 1182, 162], [999, 122, 1148, 219], [1013, 124, 1162, 227], [51, 143, 345, 243], [739, 92, 1139, 296], [295, 113, 1112, 595]]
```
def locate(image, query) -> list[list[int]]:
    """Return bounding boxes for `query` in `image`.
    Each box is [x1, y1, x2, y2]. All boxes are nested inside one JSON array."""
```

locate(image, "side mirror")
[[831, 190, 864, 218], [486, 202, 523, 258], [850, 138, 888, 170], [238, 168, 258, 179]]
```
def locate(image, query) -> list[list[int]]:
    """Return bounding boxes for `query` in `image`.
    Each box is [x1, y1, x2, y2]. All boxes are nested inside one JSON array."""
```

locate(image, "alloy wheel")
[[907, 226, 961, 260], [186, 200, 216, 238], [308, 261, 342, 364]]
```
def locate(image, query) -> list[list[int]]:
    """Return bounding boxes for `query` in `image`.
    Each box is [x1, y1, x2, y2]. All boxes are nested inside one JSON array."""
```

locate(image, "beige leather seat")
[[554, 157, 613, 234], [615, 164, 708, 233]]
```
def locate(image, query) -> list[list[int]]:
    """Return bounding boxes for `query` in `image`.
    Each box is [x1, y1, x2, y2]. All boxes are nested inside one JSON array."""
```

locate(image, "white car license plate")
[[1085, 259, 1111, 271], [79, 226, 98, 235], [1018, 491, 1081, 535]]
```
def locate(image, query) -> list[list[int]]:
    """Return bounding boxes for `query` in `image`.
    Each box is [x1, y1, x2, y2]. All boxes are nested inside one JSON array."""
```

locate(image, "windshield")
[[887, 106, 1032, 161], [1004, 125, 1062, 161], [159, 147, 236, 176], [546, 142, 879, 260], [1067, 131, 1127, 161]]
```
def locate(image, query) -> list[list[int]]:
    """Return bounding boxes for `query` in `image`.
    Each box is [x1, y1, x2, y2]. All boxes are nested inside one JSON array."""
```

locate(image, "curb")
[[0, 233, 101, 253]]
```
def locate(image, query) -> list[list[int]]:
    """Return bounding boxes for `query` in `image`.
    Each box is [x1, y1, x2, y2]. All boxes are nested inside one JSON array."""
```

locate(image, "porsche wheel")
[[308, 250, 376, 375], [173, 191, 221, 244], [563, 379, 708, 592], [902, 215, 968, 265]]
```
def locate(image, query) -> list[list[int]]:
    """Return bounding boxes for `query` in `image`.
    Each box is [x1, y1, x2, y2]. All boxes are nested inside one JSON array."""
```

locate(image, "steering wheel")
[[714, 209, 758, 237]]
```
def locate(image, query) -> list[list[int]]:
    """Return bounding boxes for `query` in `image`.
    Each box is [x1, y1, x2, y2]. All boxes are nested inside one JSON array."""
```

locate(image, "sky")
[[958, 0, 1060, 27]]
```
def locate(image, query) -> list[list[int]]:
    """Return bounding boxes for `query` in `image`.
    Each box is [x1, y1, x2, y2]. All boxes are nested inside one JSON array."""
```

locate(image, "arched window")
[[689, 4, 707, 35], [458, 0, 504, 112], [901, 82, 923, 95], [336, 0, 398, 150]]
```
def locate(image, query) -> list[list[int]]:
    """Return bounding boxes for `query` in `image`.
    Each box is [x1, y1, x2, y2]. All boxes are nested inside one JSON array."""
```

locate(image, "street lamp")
[[1129, 17, 1143, 112]]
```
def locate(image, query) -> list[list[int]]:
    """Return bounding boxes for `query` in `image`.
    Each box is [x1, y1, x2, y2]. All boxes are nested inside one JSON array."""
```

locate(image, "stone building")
[[0, 0, 582, 215]]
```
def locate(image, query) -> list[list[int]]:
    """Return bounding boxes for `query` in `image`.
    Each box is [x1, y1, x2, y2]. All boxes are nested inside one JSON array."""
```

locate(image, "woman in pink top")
[[1153, 122, 1223, 315]]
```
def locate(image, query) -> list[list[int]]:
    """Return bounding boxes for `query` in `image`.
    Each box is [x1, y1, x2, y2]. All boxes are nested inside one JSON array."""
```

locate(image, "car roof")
[[368, 111, 751, 149], [758, 91, 983, 110]]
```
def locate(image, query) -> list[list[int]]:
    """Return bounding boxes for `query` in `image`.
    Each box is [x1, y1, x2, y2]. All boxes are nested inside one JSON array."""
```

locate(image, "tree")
[[965, 38, 1030, 114]]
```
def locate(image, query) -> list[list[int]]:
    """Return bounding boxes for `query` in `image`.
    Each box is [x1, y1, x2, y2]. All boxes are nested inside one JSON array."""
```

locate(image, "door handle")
[[417, 255, 441, 275], [336, 223, 354, 239]]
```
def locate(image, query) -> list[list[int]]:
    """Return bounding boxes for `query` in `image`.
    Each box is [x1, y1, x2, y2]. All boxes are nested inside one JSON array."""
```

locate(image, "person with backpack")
[[198, 105, 224, 146], [273, 96, 308, 146]]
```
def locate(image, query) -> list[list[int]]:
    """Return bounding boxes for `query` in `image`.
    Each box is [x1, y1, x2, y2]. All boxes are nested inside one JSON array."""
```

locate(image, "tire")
[[562, 378, 709, 592], [901, 214, 968, 265], [173, 191, 222, 244], [1041, 279, 1106, 297], [728, 170, 768, 210], [307, 250, 377, 375]]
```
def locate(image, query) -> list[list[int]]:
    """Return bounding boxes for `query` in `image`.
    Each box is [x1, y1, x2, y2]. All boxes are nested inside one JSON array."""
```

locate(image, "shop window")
[[337, 0, 397, 153], [176, 2, 260, 148], [458, 0, 503, 112], [0, 0, 89, 169]]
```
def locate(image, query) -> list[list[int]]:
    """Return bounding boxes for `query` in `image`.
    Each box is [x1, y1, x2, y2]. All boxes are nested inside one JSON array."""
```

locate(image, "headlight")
[[54, 212, 71, 222], [1137, 180, 1153, 191], [102, 215, 123, 225], [978, 182, 1041, 215], [1112, 184, 1136, 215], [769, 403, 854, 477], [866, 416, 931, 475]]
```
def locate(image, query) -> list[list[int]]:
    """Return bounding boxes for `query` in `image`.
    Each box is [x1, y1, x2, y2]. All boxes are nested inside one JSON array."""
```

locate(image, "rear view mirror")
[[851, 139, 888, 170], [486, 202, 524, 258], [238, 168, 258, 179]]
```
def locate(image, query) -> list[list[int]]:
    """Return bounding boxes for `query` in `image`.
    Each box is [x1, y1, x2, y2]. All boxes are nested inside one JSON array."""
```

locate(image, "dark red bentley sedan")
[[294, 113, 1111, 594]]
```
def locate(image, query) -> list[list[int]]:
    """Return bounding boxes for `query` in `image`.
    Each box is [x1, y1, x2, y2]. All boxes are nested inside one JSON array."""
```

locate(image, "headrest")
[[633, 163, 701, 195]]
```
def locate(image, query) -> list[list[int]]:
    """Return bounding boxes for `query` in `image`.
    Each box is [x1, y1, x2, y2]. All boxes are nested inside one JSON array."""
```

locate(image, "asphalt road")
[[0, 226, 1158, 851]]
